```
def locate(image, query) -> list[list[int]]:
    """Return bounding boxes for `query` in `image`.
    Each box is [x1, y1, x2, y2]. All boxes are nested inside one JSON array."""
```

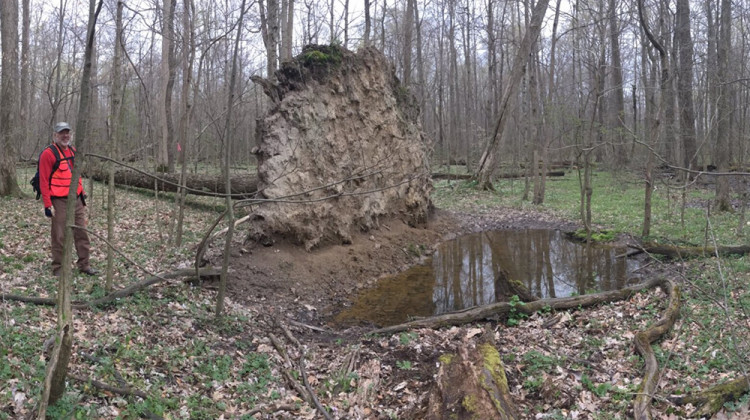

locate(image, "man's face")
[[54, 129, 71, 147]]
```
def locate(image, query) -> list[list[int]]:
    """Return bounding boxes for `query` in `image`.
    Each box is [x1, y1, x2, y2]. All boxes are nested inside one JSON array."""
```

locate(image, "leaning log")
[[88, 168, 258, 197], [632, 243, 750, 259], [371, 278, 663, 335], [426, 341, 518, 420]]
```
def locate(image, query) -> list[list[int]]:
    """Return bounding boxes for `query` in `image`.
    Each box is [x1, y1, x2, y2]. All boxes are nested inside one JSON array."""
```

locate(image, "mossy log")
[[371, 278, 663, 335], [632, 243, 750, 259], [632, 279, 680, 420], [426, 342, 518, 420], [670, 377, 750, 418]]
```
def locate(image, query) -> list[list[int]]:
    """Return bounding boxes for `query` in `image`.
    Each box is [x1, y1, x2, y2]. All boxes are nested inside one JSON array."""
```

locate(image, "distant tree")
[[714, 0, 732, 211]]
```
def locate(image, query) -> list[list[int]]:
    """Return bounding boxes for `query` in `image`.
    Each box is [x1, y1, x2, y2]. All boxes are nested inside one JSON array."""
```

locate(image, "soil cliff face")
[[250, 45, 432, 249]]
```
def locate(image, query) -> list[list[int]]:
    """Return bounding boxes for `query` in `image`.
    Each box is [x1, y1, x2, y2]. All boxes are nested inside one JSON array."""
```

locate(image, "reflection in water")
[[335, 229, 640, 327]]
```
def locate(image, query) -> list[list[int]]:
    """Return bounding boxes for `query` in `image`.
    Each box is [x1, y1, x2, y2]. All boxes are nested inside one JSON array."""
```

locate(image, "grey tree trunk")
[[675, 0, 697, 174], [608, 0, 627, 167], [0, 0, 22, 197], [714, 0, 732, 211]]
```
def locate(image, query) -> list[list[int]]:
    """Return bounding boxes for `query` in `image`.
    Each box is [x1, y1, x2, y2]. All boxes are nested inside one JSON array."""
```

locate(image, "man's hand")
[[45, 207, 55, 218]]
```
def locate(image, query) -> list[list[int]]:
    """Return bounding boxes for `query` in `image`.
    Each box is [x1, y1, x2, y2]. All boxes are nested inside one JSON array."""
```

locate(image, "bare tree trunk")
[[676, 0, 697, 174], [216, 0, 247, 317], [0, 0, 22, 197], [608, 0, 627, 167], [20, 0, 30, 155], [281, 0, 293, 60], [714, 0, 732, 211], [402, 0, 415, 86], [175, 0, 195, 247], [160, 0, 177, 173], [364, 0, 371, 46], [39, 0, 103, 414], [475, 0, 550, 190], [106, 0, 124, 292]]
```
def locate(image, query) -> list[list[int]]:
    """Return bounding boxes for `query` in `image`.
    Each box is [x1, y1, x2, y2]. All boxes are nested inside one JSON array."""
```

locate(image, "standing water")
[[335, 229, 640, 327]]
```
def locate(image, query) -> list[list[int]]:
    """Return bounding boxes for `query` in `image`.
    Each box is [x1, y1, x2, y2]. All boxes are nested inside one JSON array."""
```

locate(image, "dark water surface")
[[335, 229, 641, 327]]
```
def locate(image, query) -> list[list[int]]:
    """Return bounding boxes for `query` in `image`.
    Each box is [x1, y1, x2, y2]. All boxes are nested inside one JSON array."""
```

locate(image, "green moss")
[[439, 353, 455, 365], [300, 44, 343, 67], [462, 395, 479, 413], [478, 343, 509, 415]]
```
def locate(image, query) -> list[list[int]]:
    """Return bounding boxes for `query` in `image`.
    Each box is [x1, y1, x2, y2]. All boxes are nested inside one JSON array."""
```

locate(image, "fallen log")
[[632, 243, 750, 259], [0, 268, 220, 308], [633, 279, 680, 420], [371, 277, 663, 335], [431, 171, 565, 181], [670, 376, 750, 418], [88, 168, 258, 197], [426, 339, 518, 419]]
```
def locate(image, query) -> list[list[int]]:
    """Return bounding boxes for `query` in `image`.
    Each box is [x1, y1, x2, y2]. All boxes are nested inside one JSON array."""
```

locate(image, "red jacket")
[[39, 144, 84, 208]]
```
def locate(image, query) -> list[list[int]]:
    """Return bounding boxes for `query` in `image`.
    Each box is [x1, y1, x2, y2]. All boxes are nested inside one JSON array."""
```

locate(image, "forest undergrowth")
[[1, 167, 749, 419]]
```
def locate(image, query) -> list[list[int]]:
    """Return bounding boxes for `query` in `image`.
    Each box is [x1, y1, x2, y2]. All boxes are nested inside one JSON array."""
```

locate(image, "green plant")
[[507, 295, 528, 326], [399, 331, 417, 345], [396, 360, 412, 370], [581, 374, 611, 397]]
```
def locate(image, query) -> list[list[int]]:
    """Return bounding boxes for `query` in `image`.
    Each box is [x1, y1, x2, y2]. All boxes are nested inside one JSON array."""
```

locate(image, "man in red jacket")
[[40, 122, 97, 277]]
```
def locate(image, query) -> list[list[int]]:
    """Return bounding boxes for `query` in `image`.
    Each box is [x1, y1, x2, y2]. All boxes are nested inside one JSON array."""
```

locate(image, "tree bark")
[[676, 0, 697, 174], [0, 0, 23, 197]]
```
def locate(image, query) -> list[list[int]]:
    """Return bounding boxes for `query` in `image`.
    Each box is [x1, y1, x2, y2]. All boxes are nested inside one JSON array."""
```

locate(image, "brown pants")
[[50, 196, 91, 274]]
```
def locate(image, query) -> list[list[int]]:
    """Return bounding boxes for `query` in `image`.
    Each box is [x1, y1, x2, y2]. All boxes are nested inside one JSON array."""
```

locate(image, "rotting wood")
[[0, 268, 220, 308], [670, 376, 750, 418], [630, 243, 750, 258], [426, 333, 518, 419], [632, 279, 680, 420], [371, 277, 663, 335]]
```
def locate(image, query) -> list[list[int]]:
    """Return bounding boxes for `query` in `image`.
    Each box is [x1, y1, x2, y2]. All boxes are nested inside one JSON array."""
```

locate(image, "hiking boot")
[[79, 267, 99, 276]]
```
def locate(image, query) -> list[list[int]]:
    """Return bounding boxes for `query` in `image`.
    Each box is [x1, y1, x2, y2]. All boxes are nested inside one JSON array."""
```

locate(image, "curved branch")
[[633, 279, 680, 420]]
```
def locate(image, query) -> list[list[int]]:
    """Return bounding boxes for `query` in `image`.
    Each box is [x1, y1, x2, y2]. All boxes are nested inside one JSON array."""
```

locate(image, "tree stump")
[[426, 341, 518, 420]]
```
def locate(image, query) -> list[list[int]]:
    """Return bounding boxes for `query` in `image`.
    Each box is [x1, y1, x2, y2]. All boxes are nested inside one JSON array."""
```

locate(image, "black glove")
[[81, 194, 87, 207], [45, 207, 54, 218]]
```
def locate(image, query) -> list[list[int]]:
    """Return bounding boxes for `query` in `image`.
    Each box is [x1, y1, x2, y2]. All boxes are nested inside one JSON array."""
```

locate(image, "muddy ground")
[[221, 207, 580, 326]]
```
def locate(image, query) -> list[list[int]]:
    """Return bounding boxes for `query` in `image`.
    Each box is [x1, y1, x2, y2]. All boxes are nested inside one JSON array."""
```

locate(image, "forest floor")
[[2, 169, 749, 419]]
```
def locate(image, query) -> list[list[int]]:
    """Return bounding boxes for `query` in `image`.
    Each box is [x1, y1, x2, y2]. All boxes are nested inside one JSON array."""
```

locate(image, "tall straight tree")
[[714, 0, 732, 211], [676, 0, 697, 174], [160, 0, 177, 172], [608, 0, 627, 167], [0, 0, 22, 197], [475, 0, 550, 191]]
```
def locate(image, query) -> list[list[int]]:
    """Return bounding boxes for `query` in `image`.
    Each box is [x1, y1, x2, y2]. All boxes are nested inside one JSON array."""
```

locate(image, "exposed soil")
[[223, 207, 580, 327]]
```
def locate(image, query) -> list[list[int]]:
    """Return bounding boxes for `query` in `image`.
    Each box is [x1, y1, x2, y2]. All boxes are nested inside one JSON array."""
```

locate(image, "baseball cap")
[[54, 122, 72, 133]]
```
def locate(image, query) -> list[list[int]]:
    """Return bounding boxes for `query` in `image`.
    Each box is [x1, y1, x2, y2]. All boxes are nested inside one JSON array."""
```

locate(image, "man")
[[39, 122, 97, 276]]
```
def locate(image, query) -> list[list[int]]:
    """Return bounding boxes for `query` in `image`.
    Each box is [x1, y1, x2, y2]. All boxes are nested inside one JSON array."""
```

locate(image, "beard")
[[55, 137, 71, 147]]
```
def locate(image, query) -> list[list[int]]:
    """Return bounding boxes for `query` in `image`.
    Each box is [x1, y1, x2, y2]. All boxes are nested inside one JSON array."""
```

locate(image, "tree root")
[[0, 268, 220, 308], [371, 277, 663, 335], [632, 279, 680, 420], [670, 376, 750, 418]]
